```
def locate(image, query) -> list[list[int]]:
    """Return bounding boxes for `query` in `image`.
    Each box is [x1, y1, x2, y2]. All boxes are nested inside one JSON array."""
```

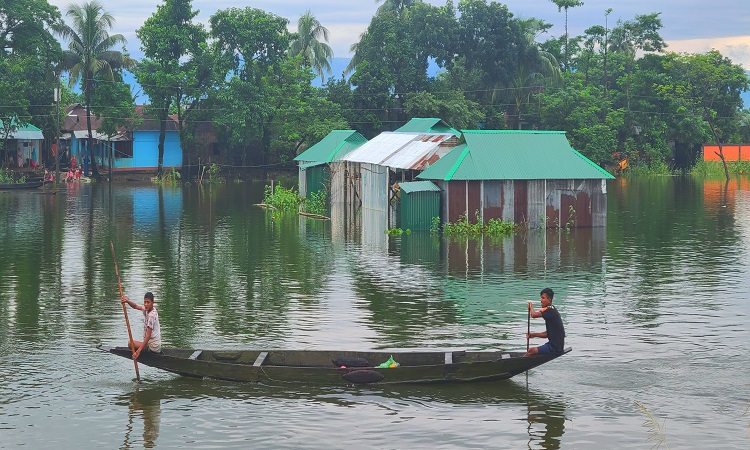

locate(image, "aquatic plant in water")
[[263, 184, 301, 212], [304, 190, 327, 216], [635, 400, 670, 450]]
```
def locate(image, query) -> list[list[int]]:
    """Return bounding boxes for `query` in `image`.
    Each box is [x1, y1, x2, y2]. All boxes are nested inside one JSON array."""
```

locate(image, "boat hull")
[[99, 346, 570, 385]]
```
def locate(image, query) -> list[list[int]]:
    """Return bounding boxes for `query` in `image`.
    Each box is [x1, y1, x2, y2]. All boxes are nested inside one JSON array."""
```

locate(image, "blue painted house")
[[61, 104, 182, 172]]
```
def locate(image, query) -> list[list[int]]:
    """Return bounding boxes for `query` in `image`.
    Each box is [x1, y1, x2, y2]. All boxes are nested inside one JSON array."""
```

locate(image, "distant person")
[[525, 287, 565, 357], [66, 168, 74, 182], [70, 154, 76, 172], [121, 292, 162, 360], [31, 147, 36, 165], [83, 154, 90, 177]]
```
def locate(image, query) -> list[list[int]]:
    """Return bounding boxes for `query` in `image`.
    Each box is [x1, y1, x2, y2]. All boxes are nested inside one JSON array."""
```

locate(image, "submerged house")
[[337, 131, 460, 227], [294, 130, 367, 198], [333, 118, 461, 227], [417, 130, 614, 228]]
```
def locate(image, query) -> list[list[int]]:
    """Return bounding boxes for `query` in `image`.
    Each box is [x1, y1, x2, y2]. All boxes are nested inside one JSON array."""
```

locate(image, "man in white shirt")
[[121, 291, 162, 359]]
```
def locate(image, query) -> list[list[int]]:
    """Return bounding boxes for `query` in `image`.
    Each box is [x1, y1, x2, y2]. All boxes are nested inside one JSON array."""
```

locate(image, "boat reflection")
[[371, 379, 566, 450], [114, 377, 566, 450]]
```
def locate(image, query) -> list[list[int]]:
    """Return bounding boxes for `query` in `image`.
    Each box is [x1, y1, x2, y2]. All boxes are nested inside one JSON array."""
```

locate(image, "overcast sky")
[[47, 0, 750, 69]]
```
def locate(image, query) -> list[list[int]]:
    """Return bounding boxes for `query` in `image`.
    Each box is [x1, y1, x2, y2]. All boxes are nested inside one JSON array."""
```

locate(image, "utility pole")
[[54, 74, 61, 186]]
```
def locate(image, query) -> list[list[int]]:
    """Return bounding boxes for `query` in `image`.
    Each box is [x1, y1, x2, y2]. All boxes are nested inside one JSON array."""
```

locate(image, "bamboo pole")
[[110, 241, 140, 382]]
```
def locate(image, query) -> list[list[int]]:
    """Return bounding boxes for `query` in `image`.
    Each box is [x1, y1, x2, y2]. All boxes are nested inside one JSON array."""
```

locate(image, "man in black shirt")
[[525, 287, 565, 356]]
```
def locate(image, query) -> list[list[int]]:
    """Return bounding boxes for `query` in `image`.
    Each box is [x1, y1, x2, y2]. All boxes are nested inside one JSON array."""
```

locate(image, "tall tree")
[[609, 13, 666, 114], [506, 18, 561, 129], [549, 0, 583, 71], [376, 0, 421, 14], [136, 0, 207, 177], [56, 1, 132, 179], [210, 7, 290, 164], [289, 10, 333, 82]]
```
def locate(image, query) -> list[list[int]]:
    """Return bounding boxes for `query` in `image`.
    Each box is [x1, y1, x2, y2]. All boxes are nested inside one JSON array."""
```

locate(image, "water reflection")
[[120, 386, 162, 449], [373, 380, 566, 450], [113, 377, 567, 450]]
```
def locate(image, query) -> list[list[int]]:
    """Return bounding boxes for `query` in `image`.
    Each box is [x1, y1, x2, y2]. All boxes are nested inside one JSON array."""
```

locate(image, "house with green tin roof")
[[1, 120, 44, 168], [417, 130, 614, 228], [294, 130, 367, 198], [394, 118, 460, 136]]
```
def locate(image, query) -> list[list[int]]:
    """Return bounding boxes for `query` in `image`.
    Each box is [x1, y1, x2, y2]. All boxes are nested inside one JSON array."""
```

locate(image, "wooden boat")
[[0, 180, 44, 190], [98, 345, 571, 385]]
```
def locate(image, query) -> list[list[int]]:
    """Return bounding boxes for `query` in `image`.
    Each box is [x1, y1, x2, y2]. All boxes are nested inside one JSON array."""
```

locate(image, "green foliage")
[[263, 184, 301, 212], [303, 190, 327, 216], [622, 159, 674, 176], [442, 211, 518, 239], [404, 90, 483, 130], [429, 216, 441, 235], [202, 163, 224, 183], [0, 168, 26, 184], [691, 161, 750, 177], [154, 167, 181, 185], [385, 228, 411, 236]]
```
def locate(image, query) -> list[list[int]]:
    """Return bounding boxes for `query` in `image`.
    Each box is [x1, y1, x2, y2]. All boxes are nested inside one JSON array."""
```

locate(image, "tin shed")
[[417, 130, 615, 228], [294, 130, 367, 197], [398, 181, 441, 231]]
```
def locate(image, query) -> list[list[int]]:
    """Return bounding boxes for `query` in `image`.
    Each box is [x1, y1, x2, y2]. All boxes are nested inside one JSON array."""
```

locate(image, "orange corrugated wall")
[[703, 144, 750, 161]]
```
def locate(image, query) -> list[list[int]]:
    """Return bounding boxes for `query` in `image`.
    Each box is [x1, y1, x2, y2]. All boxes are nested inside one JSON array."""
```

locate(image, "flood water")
[[0, 176, 748, 449]]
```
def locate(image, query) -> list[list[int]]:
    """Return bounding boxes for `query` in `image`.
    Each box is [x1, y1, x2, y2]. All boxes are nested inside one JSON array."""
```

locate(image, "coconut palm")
[[56, 1, 134, 179], [505, 18, 562, 129], [550, 0, 584, 71], [289, 10, 334, 82]]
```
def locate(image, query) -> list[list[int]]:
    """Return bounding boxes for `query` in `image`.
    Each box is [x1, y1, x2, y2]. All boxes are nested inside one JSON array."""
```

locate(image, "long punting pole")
[[526, 305, 531, 352], [110, 241, 140, 382]]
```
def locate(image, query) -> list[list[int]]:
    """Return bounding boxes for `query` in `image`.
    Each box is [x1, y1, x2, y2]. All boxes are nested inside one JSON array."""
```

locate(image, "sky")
[[47, 0, 750, 106], [46, 0, 750, 70]]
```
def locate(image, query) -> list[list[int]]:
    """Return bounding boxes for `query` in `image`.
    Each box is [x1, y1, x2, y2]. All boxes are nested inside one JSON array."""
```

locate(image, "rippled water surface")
[[1, 177, 749, 449]]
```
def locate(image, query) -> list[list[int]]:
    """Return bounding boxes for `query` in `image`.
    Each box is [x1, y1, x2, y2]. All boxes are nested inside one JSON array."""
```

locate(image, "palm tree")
[[550, 0, 584, 71], [289, 10, 333, 82], [56, 1, 133, 179], [505, 19, 561, 129]]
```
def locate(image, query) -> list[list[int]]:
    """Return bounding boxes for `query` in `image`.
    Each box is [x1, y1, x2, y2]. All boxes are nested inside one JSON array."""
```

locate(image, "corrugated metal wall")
[[329, 162, 346, 204], [361, 163, 389, 213], [443, 178, 607, 228], [298, 166, 307, 198], [305, 166, 328, 197], [400, 190, 440, 230]]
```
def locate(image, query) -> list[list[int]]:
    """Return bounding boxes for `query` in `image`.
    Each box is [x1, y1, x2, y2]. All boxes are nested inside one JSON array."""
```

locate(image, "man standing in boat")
[[121, 292, 161, 359], [525, 288, 565, 357]]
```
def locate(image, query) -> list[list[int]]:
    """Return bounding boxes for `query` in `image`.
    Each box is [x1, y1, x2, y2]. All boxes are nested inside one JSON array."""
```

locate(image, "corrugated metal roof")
[[398, 180, 441, 193], [294, 130, 368, 163], [417, 130, 614, 181], [73, 130, 129, 141], [395, 118, 460, 136], [0, 121, 44, 140], [342, 132, 457, 169], [298, 161, 325, 170]]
